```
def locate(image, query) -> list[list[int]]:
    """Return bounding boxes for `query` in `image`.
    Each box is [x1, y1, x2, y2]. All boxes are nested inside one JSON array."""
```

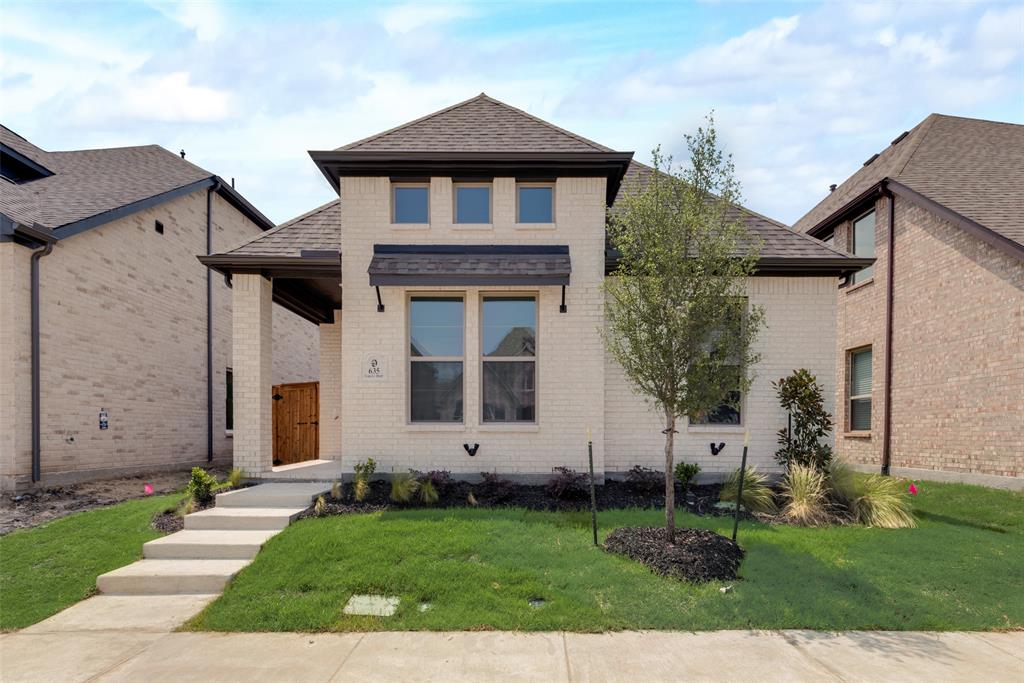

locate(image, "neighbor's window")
[[409, 296, 464, 422], [517, 184, 554, 223], [481, 295, 536, 423], [225, 368, 233, 431], [851, 210, 875, 283], [849, 347, 872, 431], [393, 183, 429, 224], [454, 183, 491, 223]]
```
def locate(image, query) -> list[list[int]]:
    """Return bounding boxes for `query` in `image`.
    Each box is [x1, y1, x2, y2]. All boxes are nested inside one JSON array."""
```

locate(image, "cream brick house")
[[795, 114, 1023, 489], [0, 126, 319, 491], [201, 94, 868, 483]]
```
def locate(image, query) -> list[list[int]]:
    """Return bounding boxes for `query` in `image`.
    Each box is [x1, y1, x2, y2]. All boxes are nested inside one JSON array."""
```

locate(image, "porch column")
[[232, 273, 273, 476], [318, 311, 342, 462]]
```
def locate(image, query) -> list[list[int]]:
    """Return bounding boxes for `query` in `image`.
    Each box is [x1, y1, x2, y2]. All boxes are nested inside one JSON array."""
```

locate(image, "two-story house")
[[202, 94, 868, 482], [0, 126, 320, 491], [794, 114, 1023, 489]]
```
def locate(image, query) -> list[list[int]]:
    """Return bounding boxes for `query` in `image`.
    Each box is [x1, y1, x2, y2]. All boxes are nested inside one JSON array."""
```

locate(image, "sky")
[[1, 0, 1022, 226]]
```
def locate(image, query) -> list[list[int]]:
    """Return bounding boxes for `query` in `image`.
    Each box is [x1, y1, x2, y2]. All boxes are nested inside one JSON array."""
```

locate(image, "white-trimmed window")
[[851, 210, 875, 283], [516, 183, 554, 223], [454, 182, 491, 223], [409, 296, 464, 422], [392, 183, 429, 224], [849, 347, 872, 431], [481, 295, 536, 423]]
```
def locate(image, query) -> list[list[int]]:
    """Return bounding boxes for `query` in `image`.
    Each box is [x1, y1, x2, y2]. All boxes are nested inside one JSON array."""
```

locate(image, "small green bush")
[[353, 458, 376, 502], [674, 462, 701, 490], [390, 472, 419, 503], [719, 466, 776, 513], [419, 480, 439, 505], [780, 464, 831, 526], [185, 467, 218, 504], [848, 474, 916, 529]]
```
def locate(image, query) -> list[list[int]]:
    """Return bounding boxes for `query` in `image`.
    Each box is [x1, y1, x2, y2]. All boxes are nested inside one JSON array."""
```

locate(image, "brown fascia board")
[[804, 182, 887, 239], [753, 256, 876, 276], [197, 253, 342, 278], [308, 150, 635, 205]]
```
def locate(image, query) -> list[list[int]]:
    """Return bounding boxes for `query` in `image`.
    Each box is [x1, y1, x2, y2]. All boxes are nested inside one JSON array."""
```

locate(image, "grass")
[[0, 493, 178, 630], [188, 480, 1023, 632]]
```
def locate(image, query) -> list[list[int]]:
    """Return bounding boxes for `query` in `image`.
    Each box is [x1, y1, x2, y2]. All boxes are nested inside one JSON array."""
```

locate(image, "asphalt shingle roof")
[[336, 93, 613, 153], [794, 115, 1024, 249], [224, 199, 341, 257], [368, 246, 571, 284]]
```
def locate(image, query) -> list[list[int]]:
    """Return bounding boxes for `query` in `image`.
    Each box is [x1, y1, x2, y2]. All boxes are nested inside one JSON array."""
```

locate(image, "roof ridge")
[[225, 198, 339, 254], [477, 94, 612, 152], [890, 114, 938, 180], [336, 93, 491, 151]]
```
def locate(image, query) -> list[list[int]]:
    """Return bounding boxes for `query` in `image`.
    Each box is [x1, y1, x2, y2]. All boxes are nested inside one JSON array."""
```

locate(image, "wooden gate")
[[272, 381, 319, 465]]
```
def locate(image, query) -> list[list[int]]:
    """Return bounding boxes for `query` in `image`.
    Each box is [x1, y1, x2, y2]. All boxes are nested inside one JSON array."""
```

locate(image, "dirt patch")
[[0, 466, 229, 535], [603, 526, 745, 582]]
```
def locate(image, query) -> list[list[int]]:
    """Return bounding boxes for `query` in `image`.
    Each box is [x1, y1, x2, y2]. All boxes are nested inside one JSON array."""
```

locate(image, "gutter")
[[206, 180, 221, 463], [881, 184, 896, 476]]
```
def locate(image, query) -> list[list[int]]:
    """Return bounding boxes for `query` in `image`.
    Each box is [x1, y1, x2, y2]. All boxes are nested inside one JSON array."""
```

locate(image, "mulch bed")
[[296, 479, 724, 520], [149, 485, 250, 533], [603, 526, 745, 582]]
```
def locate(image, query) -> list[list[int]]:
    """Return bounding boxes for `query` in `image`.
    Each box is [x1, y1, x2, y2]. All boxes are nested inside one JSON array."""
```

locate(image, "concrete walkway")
[[2, 622, 1020, 682]]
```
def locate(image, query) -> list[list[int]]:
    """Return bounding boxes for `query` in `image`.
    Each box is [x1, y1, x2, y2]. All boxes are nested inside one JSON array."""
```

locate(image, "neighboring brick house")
[[0, 126, 319, 491], [201, 94, 867, 482], [794, 114, 1023, 489]]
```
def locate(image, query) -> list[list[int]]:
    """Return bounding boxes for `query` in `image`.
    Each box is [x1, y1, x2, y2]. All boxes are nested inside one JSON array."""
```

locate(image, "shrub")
[[626, 465, 662, 493], [773, 369, 834, 471], [314, 495, 327, 517], [674, 462, 701, 490], [185, 467, 218, 504], [419, 480, 439, 505], [390, 472, 419, 503], [478, 472, 513, 499], [848, 474, 916, 529], [353, 458, 376, 502], [826, 458, 858, 509], [225, 468, 244, 489], [719, 466, 776, 513], [416, 469, 453, 492], [467, 491, 479, 506], [330, 480, 343, 501], [780, 464, 832, 526], [546, 466, 587, 499]]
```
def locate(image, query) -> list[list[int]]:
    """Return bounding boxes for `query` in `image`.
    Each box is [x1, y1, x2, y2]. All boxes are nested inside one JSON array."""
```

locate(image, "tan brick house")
[[0, 126, 319, 491], [794, 114, 1023, 489], [201, 94, 867, 483]]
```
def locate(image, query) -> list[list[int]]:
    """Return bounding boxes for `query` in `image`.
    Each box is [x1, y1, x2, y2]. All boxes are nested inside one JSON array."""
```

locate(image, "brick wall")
[[0, 190, 319, 490], [832, 196, 1023, 479], [604, 276, 838, 477]]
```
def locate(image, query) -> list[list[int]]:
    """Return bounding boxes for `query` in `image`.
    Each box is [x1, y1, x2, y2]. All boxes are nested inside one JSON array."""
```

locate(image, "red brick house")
[[795, 114, 1023, 489]]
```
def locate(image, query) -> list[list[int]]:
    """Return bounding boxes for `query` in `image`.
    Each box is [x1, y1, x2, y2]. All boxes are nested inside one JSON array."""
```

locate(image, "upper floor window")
[[454, 183, 491, 223], [517, 184, 554, 223], [851, 210, 875, 284], [393, 184, 429, 224], [849, 346, 872, 431], [409, 296, 464, 423], [481, 295, 536, 423]]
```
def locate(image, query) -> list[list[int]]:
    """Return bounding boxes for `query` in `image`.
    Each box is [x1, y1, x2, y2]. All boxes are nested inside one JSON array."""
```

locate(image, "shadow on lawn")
[[915, 510, 1008, 534]]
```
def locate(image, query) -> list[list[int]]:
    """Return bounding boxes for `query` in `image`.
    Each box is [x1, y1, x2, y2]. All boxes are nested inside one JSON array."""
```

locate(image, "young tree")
[[773, 368, 834, 471], [604, 117, 764, 537]]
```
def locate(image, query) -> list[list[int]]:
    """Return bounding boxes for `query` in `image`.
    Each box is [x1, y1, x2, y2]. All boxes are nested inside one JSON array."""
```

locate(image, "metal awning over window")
[[368, 245, 571, 286]]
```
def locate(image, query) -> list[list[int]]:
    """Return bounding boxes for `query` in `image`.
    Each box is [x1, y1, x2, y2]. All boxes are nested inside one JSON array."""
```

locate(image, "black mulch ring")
[[603, 526, 744, 583]]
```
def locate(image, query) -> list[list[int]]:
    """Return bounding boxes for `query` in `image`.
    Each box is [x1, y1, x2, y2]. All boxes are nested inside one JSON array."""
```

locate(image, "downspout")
[[206, 180, 221, 463], [30, 233, 56, 483], [881, 183, 895, 476]]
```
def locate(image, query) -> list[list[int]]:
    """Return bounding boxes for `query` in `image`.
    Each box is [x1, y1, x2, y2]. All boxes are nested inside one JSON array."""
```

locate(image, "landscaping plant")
[[330, 480, 342, 501], [844, 474, 917, 529], [390, 471, 419, 503], [773, 369, 834, 471], [719, 466, 776, 514], [779, 464, 832, 526], [353, 458, 376, 502], [625, 465, 663, 493], [479, 471, 514, 500], [603, 116, 763, 536], [546, 466, 588, 499], [314, 495, 327, 517], [418, 480, 439, 505], [185, 466, 219, 505], [674, 462, 701, 491]]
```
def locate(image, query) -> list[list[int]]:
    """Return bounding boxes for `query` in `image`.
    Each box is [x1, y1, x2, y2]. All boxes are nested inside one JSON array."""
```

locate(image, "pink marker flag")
[[908, 483, 918, 495], [144, 484, 154, 495]]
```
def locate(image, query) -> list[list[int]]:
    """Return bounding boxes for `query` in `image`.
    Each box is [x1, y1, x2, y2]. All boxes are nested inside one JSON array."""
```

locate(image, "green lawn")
[[189, 480, 1023, 632], [0, 494, 178, 630]]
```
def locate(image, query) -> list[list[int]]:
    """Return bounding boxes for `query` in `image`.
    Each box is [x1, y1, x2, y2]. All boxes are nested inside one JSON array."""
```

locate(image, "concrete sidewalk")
[[2, 624, 1021, 682]]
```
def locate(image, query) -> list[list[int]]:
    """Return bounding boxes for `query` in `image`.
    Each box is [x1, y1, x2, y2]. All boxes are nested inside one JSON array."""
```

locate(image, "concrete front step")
[[143, 529, 281, 560], [184, 506, 306, 530], [215, 482, 328, 509], [97, 559, 250, 595]]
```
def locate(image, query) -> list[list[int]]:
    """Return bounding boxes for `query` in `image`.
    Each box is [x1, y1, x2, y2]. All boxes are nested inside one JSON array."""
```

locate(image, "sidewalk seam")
[[83, 633, 166, 683], [778, 630, 848, 682], [561, 632, 572, 683], [327, 632, 366, 680], [964, 633, 1024, 663]]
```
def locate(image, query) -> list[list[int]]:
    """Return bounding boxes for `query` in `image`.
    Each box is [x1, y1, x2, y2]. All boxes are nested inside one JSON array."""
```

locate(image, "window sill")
[[404, 423, 466, 433], [477, 423, 540, 433], [515, 223, 556, 231], [843, 430, 872, 439], [687, 424, 745, 434], [452, 223, 494, 231], [843, 277, 874, 294], [225, 429, 233, 438], [390, 223, 430, 231]]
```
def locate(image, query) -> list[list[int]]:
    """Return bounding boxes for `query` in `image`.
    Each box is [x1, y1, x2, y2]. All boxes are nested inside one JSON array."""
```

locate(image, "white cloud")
[[146, 1, 225, 41], [378, 2, 475, 35], [975, 4, 1024, 69]]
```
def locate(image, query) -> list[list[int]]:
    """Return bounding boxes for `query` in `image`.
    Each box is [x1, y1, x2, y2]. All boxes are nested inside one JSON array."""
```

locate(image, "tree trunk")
[[664, 407, 676, 540]]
